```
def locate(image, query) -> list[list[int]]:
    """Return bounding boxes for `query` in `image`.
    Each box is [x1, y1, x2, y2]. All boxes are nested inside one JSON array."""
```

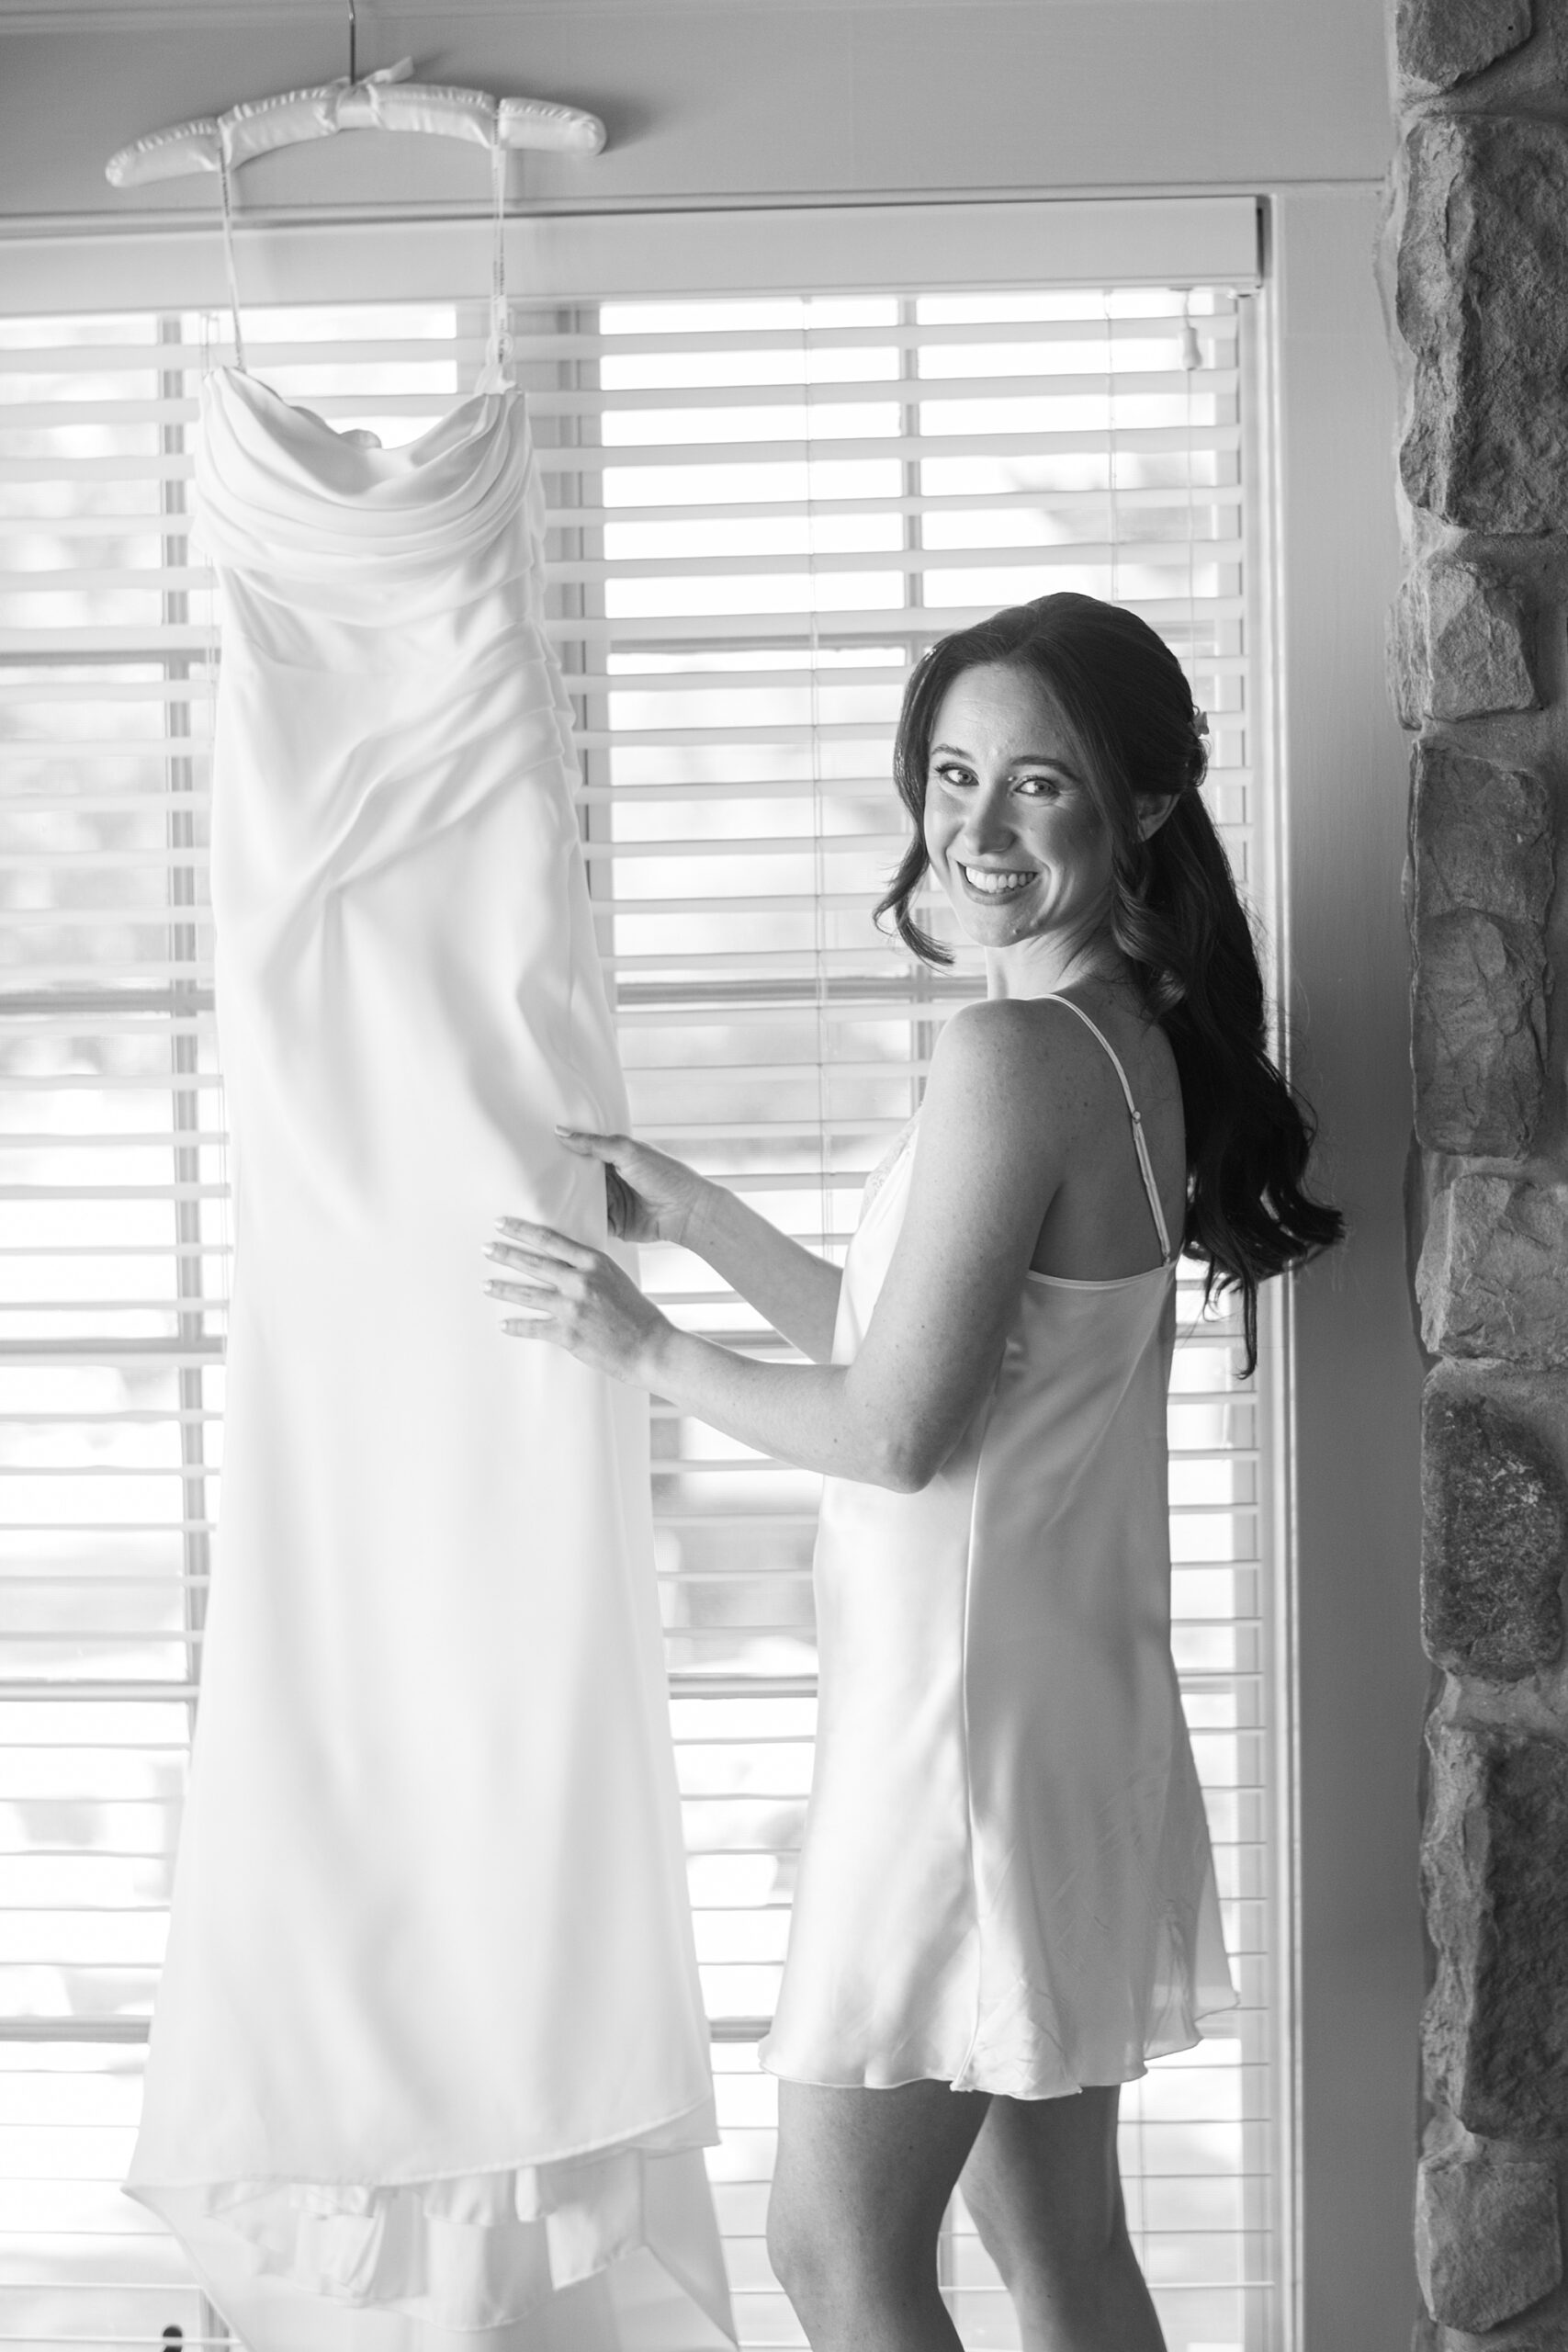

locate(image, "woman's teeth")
[[960, 864, 1033, 897]]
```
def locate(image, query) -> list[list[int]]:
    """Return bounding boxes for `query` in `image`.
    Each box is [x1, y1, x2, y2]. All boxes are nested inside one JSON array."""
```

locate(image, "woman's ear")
[[1136, 793, 1180, 842]]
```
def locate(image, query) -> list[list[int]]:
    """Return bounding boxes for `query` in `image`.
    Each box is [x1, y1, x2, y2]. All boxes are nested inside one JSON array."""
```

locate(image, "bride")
[[485, 591, 1341, 2350]]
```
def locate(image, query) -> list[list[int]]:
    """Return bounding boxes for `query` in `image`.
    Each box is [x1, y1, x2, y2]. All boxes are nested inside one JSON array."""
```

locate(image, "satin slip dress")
[[761, 997, 1236, 2098], [124, 367, 734, 2352]]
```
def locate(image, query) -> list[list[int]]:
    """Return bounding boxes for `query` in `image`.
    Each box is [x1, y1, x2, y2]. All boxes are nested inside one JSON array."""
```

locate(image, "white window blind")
[[1, 271, 1280, 2352]]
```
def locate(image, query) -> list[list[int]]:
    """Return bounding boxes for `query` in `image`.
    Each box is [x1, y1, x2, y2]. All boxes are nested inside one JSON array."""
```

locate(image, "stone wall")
[[1392, 4, 1568, 2344]]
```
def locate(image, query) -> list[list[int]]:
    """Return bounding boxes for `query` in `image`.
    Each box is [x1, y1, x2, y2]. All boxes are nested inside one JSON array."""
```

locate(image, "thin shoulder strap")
[[1046, 996, 1173, 1266]]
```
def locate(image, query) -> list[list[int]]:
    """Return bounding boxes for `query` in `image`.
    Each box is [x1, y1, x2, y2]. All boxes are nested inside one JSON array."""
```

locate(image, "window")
[[1, 237, 1280, 2352]]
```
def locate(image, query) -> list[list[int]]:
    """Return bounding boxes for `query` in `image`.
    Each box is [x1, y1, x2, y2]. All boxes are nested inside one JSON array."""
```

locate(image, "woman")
[[483, 593, 1342, 2350]]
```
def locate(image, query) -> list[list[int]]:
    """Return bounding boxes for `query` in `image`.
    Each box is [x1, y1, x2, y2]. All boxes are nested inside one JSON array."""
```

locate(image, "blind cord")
[[1183, 290, 1200, 719], [1104, 288, 1118, 606], [804, 311, 832, 1269]]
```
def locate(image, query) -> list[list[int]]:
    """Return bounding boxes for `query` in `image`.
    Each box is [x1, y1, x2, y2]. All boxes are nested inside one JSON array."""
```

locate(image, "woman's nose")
[[958, 778, 1014, 853]]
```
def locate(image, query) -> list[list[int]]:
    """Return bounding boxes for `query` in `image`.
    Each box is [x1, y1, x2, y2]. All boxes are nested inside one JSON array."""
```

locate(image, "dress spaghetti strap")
[[1044, 996, 1174, 1266]]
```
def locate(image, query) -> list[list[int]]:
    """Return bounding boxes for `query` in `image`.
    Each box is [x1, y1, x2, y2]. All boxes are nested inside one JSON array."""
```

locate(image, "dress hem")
[[126, 2188, 739, 2347], [757, 1990, 1241, 2101], [122, 2089, 720, 2197], [125, 2128, 739, 2345]]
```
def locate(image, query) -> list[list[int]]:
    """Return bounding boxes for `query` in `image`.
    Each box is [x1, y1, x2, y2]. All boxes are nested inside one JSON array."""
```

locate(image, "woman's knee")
[[764, 2183, 830, 2309], [964, 2164, 1121, 2275], [770, 2079, 981, 2273], [765, 2170, 937, 2324], [957, 2164, 1022, 2283], [959, 2086, 1124, 2283], [766, 2176, 897, 2284]]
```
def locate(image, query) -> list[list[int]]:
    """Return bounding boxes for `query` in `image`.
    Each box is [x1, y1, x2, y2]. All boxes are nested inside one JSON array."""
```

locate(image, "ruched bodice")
[[126, 371, 734, 2352], [761, 1015, 1235, 2098]]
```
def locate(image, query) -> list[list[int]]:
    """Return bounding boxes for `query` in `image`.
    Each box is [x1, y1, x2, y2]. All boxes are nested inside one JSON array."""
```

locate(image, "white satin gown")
[[125, 368, 735, 2352], [761, 999, 1235, 2098]]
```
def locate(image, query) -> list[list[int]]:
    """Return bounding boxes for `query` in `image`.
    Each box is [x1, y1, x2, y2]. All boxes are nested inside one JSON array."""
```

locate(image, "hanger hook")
[[348, 0, 356, 84]]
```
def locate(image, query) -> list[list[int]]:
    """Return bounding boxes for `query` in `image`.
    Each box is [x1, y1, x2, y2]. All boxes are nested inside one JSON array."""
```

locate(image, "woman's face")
[[921, 661, 1115, 964]]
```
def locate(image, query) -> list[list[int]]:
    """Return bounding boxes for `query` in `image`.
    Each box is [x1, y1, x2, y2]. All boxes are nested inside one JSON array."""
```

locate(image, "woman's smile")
[[956, 861, 1038, 899]]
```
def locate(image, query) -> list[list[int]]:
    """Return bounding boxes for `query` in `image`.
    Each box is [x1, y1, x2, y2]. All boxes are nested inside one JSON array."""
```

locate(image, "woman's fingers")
[[484, 1226, 601, 1323], [485, 1280, 551, 1312], [554, 1125, 628, 1163], [604, 1167, 637, 1239], [482, 1205, 665, 1383], [483, 1243, 566, 1326], [491, 1217, 595, 1269]]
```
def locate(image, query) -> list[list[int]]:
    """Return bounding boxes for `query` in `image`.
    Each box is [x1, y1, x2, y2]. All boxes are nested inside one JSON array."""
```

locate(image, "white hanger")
[[104, 46, 604, 380], [105, 56, 606, 188]]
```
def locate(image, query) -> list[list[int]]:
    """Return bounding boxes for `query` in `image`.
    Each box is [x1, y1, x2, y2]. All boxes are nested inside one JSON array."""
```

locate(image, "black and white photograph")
[[0, 1, 1540, 2347]]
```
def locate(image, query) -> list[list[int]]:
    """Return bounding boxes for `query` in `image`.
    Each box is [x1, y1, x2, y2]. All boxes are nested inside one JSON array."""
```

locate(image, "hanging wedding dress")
[[124, 352, 734, 2352]]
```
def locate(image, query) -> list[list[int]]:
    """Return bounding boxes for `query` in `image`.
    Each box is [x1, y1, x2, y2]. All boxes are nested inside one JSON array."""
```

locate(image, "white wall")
[[1270, 183, 1425, 2352], [1, 0, 1392, 222], [1, 9, 1420, 2346]]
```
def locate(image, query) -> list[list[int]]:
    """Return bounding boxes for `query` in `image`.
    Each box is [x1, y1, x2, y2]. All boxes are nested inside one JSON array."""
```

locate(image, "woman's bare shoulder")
[[917, 997, 1119, 1189], [931, 993, 1133, 1107]]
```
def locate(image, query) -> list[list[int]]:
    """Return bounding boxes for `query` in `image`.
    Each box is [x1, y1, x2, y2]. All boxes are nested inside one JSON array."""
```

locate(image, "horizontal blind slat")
[[0, 314, 1239, 376], [3, 364, 1241, 429]]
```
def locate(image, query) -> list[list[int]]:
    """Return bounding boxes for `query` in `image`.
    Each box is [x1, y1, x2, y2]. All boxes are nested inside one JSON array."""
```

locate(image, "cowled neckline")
[[200, 366, 520, 503], [194, 367, 535, 588]]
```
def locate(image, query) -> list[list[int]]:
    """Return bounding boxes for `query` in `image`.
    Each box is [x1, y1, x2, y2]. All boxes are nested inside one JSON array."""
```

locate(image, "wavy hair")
[[874, 592, 1343, 1368]]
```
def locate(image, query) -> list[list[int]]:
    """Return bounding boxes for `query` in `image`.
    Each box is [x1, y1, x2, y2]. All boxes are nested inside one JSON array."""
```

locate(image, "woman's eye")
[[931, 763, 975, 789], [1015, 775, 1062, 798]]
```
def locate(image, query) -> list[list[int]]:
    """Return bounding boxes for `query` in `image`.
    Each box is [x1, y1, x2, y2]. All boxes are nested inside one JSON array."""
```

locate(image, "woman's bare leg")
[[958, 2085, 1167, 2351], [766, 2077, 989, 2351]]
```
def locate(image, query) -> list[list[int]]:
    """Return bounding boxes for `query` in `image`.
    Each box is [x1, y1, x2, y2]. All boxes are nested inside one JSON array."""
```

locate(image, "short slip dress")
[[761, 996, 1236, 2098]]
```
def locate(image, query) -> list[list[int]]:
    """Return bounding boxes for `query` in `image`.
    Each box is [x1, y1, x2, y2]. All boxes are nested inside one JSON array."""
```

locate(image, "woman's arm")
[[559, 1126, 841, 1361], [500, 1007, 1079, 1487], [684, 1181, 842, 1364]]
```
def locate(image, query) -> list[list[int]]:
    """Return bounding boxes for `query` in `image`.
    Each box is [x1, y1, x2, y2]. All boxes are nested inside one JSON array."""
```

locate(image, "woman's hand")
[[483, 1217, 671, 1385], [554, 1125, 711, 1249]]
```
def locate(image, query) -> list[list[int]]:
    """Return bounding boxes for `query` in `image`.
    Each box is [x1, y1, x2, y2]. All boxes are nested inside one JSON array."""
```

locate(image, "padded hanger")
[[107, 50, 604, 379], [106, 58, 605, 189]]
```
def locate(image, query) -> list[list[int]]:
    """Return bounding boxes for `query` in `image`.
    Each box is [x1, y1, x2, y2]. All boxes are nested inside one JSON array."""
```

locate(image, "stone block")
[[1415, 912, 1550, 1153], [1418, 1179, 1568, 1365], [1391, 560, 1539, 725], [1397, 0, 1532, 93], [1399, 117, 1568, 532], [1423, 1362, 1568, 1679], [1423, 1719, 1568, 2135], [1413, 749, 1553, 929], [1438, 2307, 1568, 2351], [1410, 746, 1552, 1155], [1417, 2147, 1562, 2329]]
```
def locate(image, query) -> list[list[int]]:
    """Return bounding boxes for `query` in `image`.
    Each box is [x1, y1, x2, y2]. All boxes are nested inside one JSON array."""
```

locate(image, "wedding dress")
[[124, 361, 734, 2352]]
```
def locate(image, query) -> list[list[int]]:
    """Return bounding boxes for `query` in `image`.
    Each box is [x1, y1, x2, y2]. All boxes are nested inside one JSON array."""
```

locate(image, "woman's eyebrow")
[[930, 741, 1077, 770]]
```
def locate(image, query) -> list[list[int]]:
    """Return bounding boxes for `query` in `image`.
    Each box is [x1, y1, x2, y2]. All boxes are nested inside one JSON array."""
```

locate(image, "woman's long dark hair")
[[875, 592, 1343, 1370]]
